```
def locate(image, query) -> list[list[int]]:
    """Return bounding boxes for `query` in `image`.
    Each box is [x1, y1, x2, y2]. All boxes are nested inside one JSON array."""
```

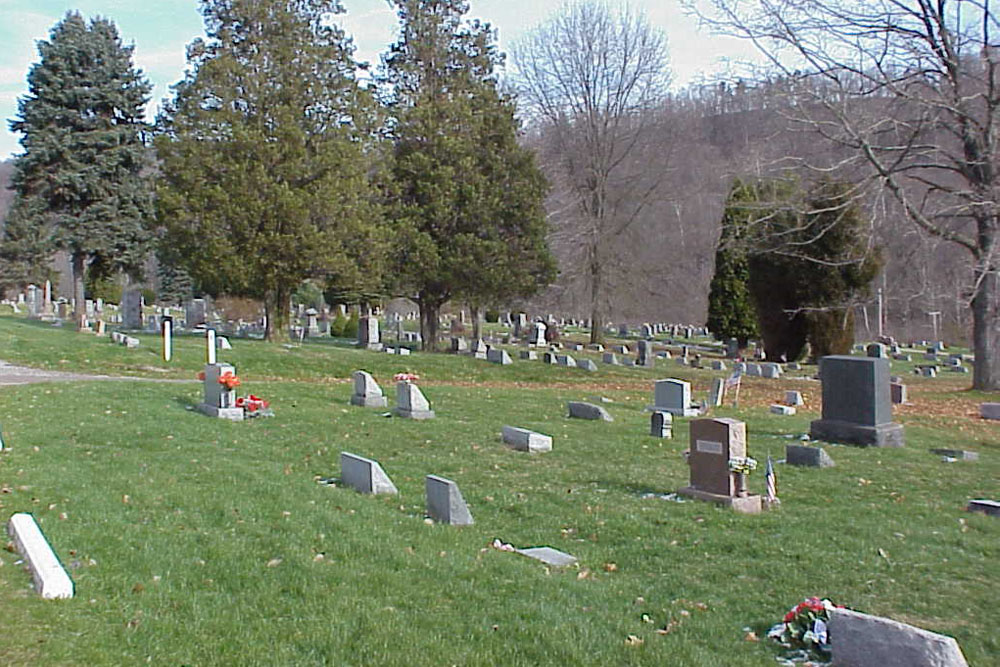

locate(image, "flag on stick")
[[765, 455, 779, 505], [726, 371, 742, 408]]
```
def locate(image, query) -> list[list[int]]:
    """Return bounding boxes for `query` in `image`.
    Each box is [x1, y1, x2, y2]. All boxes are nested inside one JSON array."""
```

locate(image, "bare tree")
[[695, 0, 1000, 390], [512, 1, 671, 343]]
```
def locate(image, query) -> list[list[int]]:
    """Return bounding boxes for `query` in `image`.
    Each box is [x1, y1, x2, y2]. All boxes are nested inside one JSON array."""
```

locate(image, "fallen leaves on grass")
[[266, 558, 282, 568], [625, 635, 644, 646]]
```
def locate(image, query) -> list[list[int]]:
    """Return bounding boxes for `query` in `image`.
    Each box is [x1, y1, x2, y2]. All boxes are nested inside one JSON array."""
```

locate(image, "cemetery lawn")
[[0, 316, 997, 665]]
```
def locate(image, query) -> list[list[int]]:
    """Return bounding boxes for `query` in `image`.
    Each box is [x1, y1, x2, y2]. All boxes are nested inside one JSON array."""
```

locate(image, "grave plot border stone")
[[516, 546, 577, 567], [340, 452, 398, 495], [930, 448, 978, 461], [425, 475, 474, 525], [967, 499, 999, 516], [501, 426, 552, 453], [7, 513, 74, 599]]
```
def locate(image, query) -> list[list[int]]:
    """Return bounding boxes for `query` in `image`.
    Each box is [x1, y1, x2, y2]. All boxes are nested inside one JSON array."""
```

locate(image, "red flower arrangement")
[[393, 372, 420, 382], [236, 395, 270, 413], [768, 597, 844, 655], [218, 372, 241, 390]]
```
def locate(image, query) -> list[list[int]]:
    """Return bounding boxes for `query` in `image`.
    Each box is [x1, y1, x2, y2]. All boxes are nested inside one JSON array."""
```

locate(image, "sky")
[[0, 0, 762, 159]]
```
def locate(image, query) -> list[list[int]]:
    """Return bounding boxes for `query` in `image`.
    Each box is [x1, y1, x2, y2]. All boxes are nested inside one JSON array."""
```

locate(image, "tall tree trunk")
[[418, 297, 440, 352], [71, 251, 87, 331], [470, 303, 482, 340], [971, 245, 999, 390], [588, 257, 605, 345], [264, 287, 291, 343]]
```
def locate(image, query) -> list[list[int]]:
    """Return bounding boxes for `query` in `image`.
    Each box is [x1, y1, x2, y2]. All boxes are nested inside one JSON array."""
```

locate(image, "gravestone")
[[542, 351, 557, 364], [867, 343, 887, 358], [641, 323, 653, 338], [650, 379, 699, 417], [650, 411, 672, 438], [678, 418, 761, 513], [588, 343, 605, 352], [612, 344, 629, 355], [810, 356, 904, 447], [708, 377, 725, 407], [636, 340, 655, 367], [770, 404, 795, 415], [472, 339, 488, 360], [618, 323, 629, 336], [340, 452, 398, 495], [745, 363, 761, 376], [516, 547, 577, 567], [450, 337, 468, 353], [602, 353, 620, 365], [304, 308, 320, 337], [519, 349, 538, 361], [394, 382, 435, 419], [425, 475, 474, 525], [487, 348, 512, 365], [121, 289, 143, 329], [26, 284, 40, 319], [567, 401, 613, 422], [786, 444, 835, 467], [930, 448, 978, 461], [920, 366, 938, 378], [184, 299, 206, 329], [357, 316, 382, 350], [556, 354, 577, 368], [530, 322, 547, 346], [725, 338, 740, 358], [578, 359, 598, 372], [198, 363, 245, 421], [829, 607, 968, 667], [501, 426, 552, 453], [980, 403, 1000, 420], [891, 382, 907, 404], [784, 390, 804, 406], [967, 499, 999, 516], [513, 313, 528, 339], [6, 513, 74, 599], [350, 371, 388, 408], [711, 360, 726, 371], [760, 363, 782, 379]]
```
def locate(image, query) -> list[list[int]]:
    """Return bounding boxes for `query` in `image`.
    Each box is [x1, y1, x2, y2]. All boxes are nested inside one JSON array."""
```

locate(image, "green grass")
[[0, 315, 996, 665]]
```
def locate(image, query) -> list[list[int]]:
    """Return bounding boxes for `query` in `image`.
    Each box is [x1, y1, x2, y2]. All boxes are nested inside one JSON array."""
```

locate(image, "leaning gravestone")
[[810, 355, 904, 447], [394, 381, 435, 419], [785, 444, 835, 468], [829, 607, 968, 667], [341, 452, 398, 495], [501, 426, 552, 453], [425, 475, 474, 525], [678, 418, 761, 514], [567, 401, 613, 422], [650, 379, 700, 417], [350, 371, 388, 408]]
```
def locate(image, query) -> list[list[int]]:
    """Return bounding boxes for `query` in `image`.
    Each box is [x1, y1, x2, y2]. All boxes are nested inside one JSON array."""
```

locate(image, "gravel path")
[[0, 359, 192, 386]]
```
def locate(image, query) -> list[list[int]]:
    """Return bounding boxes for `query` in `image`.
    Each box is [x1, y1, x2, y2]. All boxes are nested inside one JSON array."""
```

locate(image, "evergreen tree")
[[0, 195, 55, 291], [156, 0, 384, 341], [706, 180, 760, 349], [10, 13, 154, 326], [381, 0, 555, 351]]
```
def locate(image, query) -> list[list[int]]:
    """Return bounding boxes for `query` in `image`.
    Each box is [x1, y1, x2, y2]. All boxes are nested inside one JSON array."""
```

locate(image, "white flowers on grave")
[[727, 456, 758, 474]]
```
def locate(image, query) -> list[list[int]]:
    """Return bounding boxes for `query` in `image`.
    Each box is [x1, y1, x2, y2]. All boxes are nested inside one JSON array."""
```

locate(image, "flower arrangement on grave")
[[393, 372, 420, 383], [727, 456, 758, 474], [218, 372, 241, 390], [236, 394, 273, 418], [767, 597, 843, 656]]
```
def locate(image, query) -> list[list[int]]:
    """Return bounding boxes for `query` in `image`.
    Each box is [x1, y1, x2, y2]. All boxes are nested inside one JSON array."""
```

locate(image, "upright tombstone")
[[304, 308, 320, 337], [350, 370, 388, 408], [810, 356, 904, 447], [530, 321, 547, 347], [121, 289, 144, 330], [450, 337, 468, 353], [678, 418, 762, 514], [725, 338, 740, 359], [866, 343, 887, 358], [26, 284, 40, 319], [425, 475, 474, 525], [394, 381, 435, 420], [198, 362, 244, 421], [650, 379, 700, 417], [513, 313, 528, 339], [357, 316, 382, 350], [650, 411, 672, 438], [471, 339, 488, 360], [341, 452, 398, 495], [890, 382, 907, 405], [185, 298, 207, 328], [602, 352, 620, 365], [556, 354, 577, 368], [708, 377, 726, 407], [636, 340, 655, 367], [487, 348, 512, 365]]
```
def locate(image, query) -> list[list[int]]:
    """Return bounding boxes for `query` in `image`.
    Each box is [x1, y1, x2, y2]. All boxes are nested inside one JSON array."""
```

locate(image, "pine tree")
[[381, 0, 555, 351], [0, 195, 55, 291], [706, 180, 760, 349], [156, 0, 384, 341], [10, 12, 154, 326]]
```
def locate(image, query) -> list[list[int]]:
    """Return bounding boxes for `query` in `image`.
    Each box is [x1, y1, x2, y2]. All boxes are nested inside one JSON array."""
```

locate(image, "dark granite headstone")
[[786, 444, 835, 467], [810, 356, 904, 447]]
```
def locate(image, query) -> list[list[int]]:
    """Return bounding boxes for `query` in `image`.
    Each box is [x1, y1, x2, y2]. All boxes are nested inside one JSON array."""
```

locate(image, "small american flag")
[[765, 455, 780, 504], [725, 371, 742, 388]]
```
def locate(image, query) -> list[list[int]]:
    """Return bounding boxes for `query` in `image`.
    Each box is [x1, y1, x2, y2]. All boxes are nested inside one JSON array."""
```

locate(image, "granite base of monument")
[[350, 395, 388, 408], [198, 404, 245, 421], [809, 418, 903, 447], [676, 486, 762, 514]]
